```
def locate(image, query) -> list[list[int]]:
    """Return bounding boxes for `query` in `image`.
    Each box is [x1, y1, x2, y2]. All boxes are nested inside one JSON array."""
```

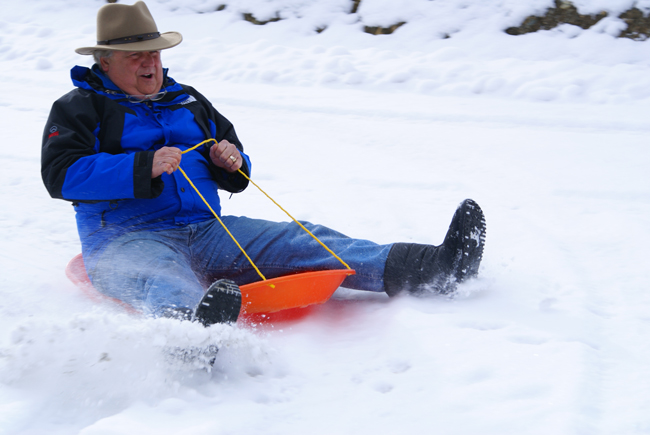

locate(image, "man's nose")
[[141, 52, 155, 66]]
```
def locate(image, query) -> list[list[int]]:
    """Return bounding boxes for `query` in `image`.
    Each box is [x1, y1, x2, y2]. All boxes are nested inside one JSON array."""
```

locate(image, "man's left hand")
[[210, 140, 242, 173]]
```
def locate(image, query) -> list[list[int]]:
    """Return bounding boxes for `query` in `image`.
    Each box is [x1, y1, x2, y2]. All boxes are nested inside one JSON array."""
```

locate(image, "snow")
[[1, 0, 650, 433]]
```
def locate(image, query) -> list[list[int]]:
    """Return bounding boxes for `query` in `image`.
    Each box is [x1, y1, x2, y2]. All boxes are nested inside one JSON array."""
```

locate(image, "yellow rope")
[[176, 166, 272, 286], [183, 138, 213, 154], [236, 169, 351, 270], [177, 138, 351, 286]]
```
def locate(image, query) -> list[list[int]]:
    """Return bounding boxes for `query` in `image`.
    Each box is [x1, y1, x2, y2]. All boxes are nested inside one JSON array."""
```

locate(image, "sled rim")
[[65, 254, 137, 312], [65, 254, 354, 315], [239, 269, 356, 314]]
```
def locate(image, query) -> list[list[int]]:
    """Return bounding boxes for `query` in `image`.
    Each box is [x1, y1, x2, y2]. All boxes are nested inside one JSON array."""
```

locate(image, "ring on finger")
[[229, 155, 237, 163]]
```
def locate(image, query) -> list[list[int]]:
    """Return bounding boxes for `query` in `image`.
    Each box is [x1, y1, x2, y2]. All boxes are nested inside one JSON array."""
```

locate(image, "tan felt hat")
[[76, 1, 182, 55]]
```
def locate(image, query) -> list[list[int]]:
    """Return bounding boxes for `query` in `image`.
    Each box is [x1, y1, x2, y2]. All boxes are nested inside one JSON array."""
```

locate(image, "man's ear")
[[100, 56, 110, 72]]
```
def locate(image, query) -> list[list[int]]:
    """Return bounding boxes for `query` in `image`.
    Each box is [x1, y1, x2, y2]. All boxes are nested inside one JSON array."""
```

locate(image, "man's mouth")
[[141, 74, 153, 79]]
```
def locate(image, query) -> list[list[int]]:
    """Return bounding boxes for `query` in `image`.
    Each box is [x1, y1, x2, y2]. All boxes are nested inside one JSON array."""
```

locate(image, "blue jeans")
[[89, 216, 392, 316]]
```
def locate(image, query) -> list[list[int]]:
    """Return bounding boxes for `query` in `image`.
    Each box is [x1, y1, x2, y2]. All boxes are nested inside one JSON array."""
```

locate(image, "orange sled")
[[65, 253, 355, 321]]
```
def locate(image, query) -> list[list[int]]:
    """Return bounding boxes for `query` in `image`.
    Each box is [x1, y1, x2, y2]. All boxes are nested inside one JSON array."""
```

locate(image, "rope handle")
[[177, 139, 351, 286]]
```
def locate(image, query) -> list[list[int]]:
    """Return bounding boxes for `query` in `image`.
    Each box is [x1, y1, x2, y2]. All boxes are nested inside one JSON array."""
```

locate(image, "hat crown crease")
[[97, 2, 158, 42]]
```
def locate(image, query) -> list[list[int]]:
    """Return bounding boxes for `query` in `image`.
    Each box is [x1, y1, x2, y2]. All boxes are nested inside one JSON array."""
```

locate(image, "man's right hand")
[[151, 147, 182, 178]]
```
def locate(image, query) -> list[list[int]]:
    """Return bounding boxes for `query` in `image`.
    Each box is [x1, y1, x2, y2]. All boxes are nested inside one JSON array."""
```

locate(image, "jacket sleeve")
[[182, 85, 251, 194], [41, 90, 163, 202]]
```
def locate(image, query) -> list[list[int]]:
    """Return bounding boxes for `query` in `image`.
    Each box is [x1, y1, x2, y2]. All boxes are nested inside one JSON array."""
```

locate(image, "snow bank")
[[145, 0, 650, 104]]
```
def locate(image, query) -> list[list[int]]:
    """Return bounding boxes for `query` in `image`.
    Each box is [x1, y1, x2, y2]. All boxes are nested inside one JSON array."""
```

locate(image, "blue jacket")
[[42, 65, 252, 272]]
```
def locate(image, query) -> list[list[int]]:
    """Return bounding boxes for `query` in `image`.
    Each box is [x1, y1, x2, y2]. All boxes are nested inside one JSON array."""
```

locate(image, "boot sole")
[[455, 199, 486, 284], [194, 279, 242, 326]]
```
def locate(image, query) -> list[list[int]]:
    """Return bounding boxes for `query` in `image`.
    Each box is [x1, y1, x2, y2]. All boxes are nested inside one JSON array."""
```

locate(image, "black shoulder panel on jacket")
[[42, 89, 103, 200], [96, 96, 129, 156]]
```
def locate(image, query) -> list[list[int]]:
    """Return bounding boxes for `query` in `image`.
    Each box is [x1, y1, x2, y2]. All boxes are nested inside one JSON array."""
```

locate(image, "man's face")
[[100, 50, 163, 97]]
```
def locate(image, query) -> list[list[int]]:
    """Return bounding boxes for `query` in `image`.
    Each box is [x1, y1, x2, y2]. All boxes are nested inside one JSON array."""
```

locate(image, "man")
[[41, 1, 486, 326]]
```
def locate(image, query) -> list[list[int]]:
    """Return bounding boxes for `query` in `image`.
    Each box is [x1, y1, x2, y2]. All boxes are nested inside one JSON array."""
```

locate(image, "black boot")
[[193, 279, 242, 326], [159, 279, 242, 326], [159, 280, 241, 368], [383, 199, 486, 296]]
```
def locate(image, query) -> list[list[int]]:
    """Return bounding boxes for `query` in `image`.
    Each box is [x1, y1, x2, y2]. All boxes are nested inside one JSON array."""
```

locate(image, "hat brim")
[[75, 31, 182, 55]]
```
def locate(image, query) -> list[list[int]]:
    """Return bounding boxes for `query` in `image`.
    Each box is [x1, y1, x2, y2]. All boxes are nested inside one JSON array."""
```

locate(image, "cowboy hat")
[[76, 1, 182, 55]]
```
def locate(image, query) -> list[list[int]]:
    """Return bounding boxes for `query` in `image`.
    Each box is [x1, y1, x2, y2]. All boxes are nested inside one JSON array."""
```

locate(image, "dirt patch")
[[505, 0, 607, 35], [618, 7, 650, 40], [505, 0, 650, 40], [242, 12, 282, 25], [364, 22, 406, 35]]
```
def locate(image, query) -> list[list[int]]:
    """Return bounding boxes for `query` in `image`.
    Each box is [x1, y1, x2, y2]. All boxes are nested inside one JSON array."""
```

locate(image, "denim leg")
[[89, 229, 206, 316], [190, 216, 391, 292]]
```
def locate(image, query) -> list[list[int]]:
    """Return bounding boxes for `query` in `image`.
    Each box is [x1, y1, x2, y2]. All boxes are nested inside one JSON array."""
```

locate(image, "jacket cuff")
[[209, 157, 250, 193], [133, 151, 164, 198]]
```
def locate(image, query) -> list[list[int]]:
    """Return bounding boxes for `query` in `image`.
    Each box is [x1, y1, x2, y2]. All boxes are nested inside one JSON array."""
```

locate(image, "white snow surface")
[[1, 0, 650, 433]]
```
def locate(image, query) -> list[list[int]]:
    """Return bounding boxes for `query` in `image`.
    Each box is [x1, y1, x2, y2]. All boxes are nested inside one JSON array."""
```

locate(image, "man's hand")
[[209, 140, 242, 173], [152, 147, 182, 178]]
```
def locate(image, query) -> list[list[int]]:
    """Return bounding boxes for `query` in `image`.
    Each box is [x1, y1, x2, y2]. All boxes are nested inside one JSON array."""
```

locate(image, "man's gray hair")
[[92, 49, 114, 65]]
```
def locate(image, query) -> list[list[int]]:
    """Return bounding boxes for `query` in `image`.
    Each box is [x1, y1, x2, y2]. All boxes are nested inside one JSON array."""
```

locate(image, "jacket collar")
[[70, 65, 186, 105]]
